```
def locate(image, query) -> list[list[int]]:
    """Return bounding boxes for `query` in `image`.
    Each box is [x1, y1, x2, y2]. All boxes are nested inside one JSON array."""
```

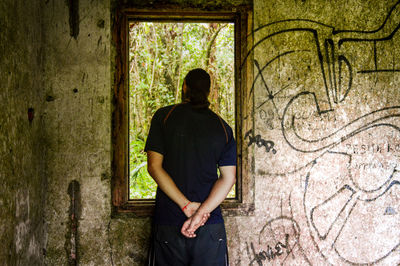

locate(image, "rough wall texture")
[[40, 0, 400, 265], [230, 0, 400, 264], [0, 0, 45, 265], [42, 0, 117, 264], [42, 0, 247, 265], [42, 0, 154, 265]]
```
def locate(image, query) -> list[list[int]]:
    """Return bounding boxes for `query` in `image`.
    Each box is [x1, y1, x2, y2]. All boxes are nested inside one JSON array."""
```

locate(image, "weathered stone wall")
[[0, 0, 46, 265], [41, 0, 116, 264], [233, 0, 399, 264], [19, 0, 400, 265], [42, 1, 250, 265]]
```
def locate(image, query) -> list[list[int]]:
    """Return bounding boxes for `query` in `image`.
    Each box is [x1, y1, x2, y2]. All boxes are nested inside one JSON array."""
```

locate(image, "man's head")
[[183, 68, 211, 107]]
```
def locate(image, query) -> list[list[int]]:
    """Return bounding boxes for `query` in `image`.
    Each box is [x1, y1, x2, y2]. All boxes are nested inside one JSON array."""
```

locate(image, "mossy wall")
[[41, 0, 115, 264], [0, 1, 46, 265], [42, 0, 249, 265], [1, 0, 399, 265]]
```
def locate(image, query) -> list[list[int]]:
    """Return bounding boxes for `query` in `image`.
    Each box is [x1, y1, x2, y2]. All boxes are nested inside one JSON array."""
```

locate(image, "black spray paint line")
[[338, 22, 400, 47], [245, 129, 276, 154], [250, 195, 309, 266], [242, 28, 333, 113], [287, 194, 312, 265], [337, 55, 353, 103], [309, 185, 356, 240], [243, 2, 400, 264], [304, 151, 400, 265], [239, 0, 400, 116], [333, 241, 400, 265], [333, 0, 400, 34], [361, 179, 400, 202], [251, 50, 310, 120], [251, 19, 334, 37], [249, 38, 353, 120], [250, 50, 298, 96], [324, 39, 336, 104], [248, 216, 300, 266], [240, 0, 400, 68], [289, 114, 400, 150], [281, 93, 400, 153], [256, 121, 400, 177]]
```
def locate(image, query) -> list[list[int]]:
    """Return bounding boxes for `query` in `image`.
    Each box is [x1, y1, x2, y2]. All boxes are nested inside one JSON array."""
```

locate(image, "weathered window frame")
[[112, 6, 254, 217]]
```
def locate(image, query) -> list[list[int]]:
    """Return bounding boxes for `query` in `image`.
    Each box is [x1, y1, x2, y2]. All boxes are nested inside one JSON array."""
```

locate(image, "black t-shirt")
[[145, 103, 237, 226]]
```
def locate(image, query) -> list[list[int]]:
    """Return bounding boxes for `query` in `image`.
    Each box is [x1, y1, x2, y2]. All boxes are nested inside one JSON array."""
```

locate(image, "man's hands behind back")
[[181, 210, 210, 238], [181, 202, 210, 237], [181, 165, 236, 238]]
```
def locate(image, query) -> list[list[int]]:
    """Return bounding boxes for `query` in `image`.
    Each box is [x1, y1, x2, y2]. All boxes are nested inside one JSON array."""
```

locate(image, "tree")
[[129, 22, 235, 199]]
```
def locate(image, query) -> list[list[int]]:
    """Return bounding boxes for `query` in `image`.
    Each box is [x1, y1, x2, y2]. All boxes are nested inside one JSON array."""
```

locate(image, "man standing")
[[145, 68, 236, 265]]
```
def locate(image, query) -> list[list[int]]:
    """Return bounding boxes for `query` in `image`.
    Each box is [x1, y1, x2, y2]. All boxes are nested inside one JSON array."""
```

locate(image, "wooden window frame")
[[112, 6, 254, 217]]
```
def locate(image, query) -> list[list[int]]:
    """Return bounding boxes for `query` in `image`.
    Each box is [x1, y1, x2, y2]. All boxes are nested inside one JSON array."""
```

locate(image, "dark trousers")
[[149, 223, 228, 266]]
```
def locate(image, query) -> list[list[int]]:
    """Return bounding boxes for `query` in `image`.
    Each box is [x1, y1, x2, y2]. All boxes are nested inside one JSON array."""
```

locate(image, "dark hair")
[[184, 68, 211, 107]]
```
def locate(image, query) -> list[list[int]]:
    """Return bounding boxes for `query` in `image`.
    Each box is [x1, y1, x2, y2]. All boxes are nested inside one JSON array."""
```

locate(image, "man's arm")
[[181, 165, 236, 237], [147, 150, 200, 217]]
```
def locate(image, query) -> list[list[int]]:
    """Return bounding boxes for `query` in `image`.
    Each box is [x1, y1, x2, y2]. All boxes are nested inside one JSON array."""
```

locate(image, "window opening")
[[128, 21, 236, 200]]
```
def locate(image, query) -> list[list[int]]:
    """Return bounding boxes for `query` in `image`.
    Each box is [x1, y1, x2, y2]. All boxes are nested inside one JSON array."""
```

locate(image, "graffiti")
[[247, 240, 288, 265], [304, 150, 400, 264], [258, 109, 274, 130], [345, 142, 400, 154], [242, 0, 400, 264], [245, 129, 277, 154], [246, 216, 302, 266], [244, 193, 313, 265], [245, 1, 400, 174]]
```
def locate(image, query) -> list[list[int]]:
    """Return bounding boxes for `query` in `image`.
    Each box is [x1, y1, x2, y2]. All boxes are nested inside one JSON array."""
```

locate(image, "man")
[[145, 68, 236, 265]]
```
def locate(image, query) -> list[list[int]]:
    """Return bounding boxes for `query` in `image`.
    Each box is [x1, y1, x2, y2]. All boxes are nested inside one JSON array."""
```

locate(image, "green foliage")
[[129, 137, 157, 199], [129, 22, 236, 199], [227, 184, 236, 199]]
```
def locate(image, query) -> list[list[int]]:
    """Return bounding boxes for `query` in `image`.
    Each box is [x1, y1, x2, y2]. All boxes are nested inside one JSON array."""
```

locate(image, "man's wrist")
[[182, 201, 191, 211], [178, 197, 189, 209], [196, 206, 210, 216]]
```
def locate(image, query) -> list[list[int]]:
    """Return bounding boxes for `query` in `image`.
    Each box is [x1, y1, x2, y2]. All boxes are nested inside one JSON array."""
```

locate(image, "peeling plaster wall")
[[0, 0, 45, 265], [41, 0, 400, 265]]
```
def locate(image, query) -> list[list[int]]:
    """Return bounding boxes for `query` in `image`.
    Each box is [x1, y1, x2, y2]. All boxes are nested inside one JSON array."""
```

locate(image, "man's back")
[[145, 68, 236, 265], [145, 103, 236, 226]]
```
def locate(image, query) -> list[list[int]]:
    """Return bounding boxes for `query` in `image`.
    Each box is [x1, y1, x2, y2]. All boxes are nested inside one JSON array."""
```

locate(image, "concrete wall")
[[240, 0, 400, 264], [41, 0, 115, 264], [42, 0, 400, 264], [2, 0, 399, 265], [0, 0, 46, 265], [42, 1, 250, 265]]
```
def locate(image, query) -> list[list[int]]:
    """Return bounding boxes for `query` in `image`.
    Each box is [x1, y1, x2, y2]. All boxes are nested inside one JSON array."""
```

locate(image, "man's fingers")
[[181, 219, 191, 236], [187, 214, 206, 233], [200, 213, 210, 226], [181, 218, 197, 238], [181, 212, 211, 238], [200, 215, 207, 226], [187, 219, 199, 233], [188, 213, 210, 230]]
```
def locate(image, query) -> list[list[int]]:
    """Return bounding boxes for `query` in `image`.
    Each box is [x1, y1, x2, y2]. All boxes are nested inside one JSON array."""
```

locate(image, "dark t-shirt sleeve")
[[144, 109, 165, 155], [217, 125, 237, 166]]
